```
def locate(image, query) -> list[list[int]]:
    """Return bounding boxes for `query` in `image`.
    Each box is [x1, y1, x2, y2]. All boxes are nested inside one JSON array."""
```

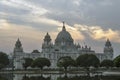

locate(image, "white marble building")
[[13, 22, 113, 69]]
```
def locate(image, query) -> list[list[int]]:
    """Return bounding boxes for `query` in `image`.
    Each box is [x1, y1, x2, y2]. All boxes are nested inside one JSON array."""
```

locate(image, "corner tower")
[[14, 38, 23, 53], [104, 39, 113, 60]]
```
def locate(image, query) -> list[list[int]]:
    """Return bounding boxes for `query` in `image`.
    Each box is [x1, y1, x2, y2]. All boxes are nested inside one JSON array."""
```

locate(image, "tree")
[[22, 58, 33, 70], [100, 59, 114, 68], [76, 54, 100, 69], [114, 55, 120, 67], [0, 75, 8, 80], [0, 52, 9, 69], [57, 56, 75, 71], [31, 57, 51, 70]]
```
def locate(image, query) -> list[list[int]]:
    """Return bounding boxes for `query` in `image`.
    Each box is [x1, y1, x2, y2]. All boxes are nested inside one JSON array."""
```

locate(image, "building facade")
[[13, 22, 114, 69]]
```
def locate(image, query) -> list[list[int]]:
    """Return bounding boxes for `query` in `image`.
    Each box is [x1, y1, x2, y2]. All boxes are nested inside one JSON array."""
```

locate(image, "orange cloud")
[[74, 24, 120, 43], [0, 20, 47, 52]]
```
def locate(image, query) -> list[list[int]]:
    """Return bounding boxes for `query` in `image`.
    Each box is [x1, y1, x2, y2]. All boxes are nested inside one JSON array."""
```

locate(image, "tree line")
[[0, 52, 120, 71], [16, 53, 120, 71]]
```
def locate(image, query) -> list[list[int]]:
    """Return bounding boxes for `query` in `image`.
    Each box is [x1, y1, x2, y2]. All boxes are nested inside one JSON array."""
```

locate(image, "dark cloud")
[[0, 3, 30, 15], [29, 0, 120, 29]]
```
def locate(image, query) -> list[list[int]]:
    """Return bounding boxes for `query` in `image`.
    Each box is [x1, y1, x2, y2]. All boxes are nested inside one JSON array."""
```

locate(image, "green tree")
[[0, 52, 9, 70], [114, 55, 120, 67], [57, 56, 75, 71], [31, 57, 51, 70], [76, 54, 100, 69], [0, 75, 8, 80], [100, 59, 114, 68], [22, 58, 33, 70]]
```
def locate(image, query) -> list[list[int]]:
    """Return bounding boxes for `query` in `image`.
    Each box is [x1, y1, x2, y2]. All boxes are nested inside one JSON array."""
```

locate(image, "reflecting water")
[[1, 73, 120, 80]]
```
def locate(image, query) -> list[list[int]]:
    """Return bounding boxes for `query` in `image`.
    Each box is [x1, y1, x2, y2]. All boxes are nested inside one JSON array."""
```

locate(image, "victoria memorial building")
[[12, 22, 114, 69]]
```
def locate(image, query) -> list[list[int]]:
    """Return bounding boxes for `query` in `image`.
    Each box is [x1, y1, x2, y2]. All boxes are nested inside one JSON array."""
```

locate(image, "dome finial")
[[62, 21, 66, 31], [63, 21, 65, 26], [47, 32, 49, 35]]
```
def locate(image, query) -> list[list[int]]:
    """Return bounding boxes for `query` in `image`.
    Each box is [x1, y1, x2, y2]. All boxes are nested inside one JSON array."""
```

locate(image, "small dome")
[[32, 50, 40, 53], [105, 39, 111, 47], [15, 38, 22, 48], [44, 32, 51, 42], [55, 22, 73, 45]]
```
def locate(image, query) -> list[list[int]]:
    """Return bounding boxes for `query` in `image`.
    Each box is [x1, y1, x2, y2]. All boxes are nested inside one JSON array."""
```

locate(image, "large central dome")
[[55, 22, 73, 46]]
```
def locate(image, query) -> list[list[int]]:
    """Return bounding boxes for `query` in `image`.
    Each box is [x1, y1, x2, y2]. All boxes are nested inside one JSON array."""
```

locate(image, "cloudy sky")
[[0, 0, 120, 57]]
